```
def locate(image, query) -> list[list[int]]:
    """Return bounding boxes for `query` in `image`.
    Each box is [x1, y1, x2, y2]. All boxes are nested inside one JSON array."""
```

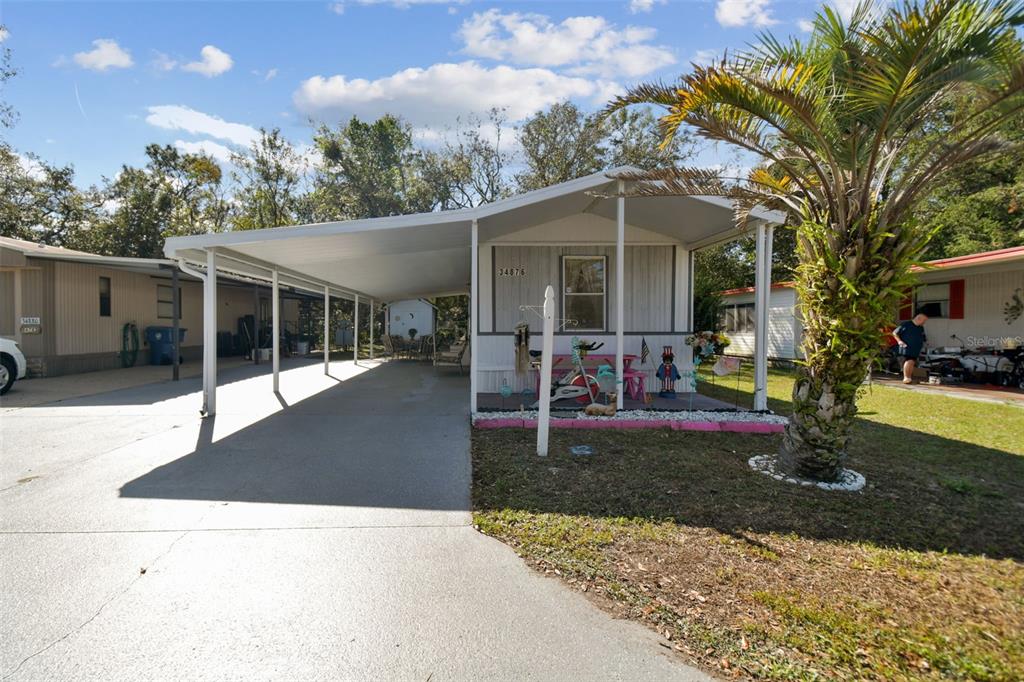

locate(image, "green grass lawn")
[[472, 368, 1024, 680]]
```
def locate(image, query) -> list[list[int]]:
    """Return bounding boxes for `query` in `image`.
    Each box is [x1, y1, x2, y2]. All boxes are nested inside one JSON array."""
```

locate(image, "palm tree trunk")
[[778, 366, 860, 481]]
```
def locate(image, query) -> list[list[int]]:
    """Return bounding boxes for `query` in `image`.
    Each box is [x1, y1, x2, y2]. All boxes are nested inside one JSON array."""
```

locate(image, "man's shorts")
[[897, 346, 920, 361]]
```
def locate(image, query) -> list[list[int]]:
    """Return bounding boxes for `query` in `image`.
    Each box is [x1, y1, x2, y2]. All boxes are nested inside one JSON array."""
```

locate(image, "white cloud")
[[830, 0, 860, 21], [264, 68, 279, 81], [73, 39, 134, 72], [329, 2, 345, 14], [182, 45, 233, 77], [174, 139, 235, 164], [629, 0, 665, 13], [458, 10, 674, 78], [145, 105, 259, 147], [715, 0, 777, 28], [358, 0, 466, 7], [294, 61, 609, 128], [152, 51, 178, 72], [0, 27, 10, 43], [17, 154, 47, 181], [797, 18, 815, 32], [691, 49, 719, 66]]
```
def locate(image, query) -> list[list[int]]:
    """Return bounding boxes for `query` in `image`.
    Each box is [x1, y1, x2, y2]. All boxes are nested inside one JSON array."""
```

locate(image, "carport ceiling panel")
[[290, 247, 471, 300], [228, 222, 471, 268], [479, 188, 613, 241], [589, 195, 742, 245]]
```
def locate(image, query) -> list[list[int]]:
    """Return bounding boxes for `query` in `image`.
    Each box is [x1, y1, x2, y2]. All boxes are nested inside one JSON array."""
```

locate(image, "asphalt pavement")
[[1, 359, 708, 681]]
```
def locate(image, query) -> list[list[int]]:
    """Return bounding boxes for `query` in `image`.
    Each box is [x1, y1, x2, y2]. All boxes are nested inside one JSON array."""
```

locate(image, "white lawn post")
[[354, 294, 360, 364], [470, 219, 479, 414], [536, 285, 555, 457], [615, 180, 625, 410], [369, 298, 375, 360], [753, 222, 774, 411], [324, 285, 330, 375], [272, 269, 280, 393], [203, 249, 217, 415]]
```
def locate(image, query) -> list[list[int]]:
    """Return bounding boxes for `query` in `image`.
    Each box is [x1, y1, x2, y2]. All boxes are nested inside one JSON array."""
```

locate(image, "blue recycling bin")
[[146, 326, 187, 365]]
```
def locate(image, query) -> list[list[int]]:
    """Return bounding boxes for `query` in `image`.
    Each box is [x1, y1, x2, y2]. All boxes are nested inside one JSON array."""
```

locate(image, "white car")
[[0, 338, 27, 395]]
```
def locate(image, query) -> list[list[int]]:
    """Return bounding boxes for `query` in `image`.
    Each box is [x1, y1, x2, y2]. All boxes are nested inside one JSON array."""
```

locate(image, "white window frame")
[[914, 282, 950, 319], [562, 255, 607, 332]]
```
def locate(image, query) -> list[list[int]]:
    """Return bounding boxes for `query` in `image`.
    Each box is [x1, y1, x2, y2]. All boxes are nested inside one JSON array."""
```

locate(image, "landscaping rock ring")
[[748, 454, 866, 492]]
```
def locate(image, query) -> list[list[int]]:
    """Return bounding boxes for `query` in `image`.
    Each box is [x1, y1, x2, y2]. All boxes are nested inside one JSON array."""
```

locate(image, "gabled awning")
[[164, 167, 784, 301]]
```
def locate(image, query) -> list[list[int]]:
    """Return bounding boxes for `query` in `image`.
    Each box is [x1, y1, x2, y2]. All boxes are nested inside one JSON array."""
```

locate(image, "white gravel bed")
[[473, 409, 788, 424], [748, 454, 866, 492]]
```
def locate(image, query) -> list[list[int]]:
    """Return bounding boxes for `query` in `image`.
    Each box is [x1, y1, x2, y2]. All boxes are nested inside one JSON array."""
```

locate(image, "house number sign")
[[497, 267, 526, 277]]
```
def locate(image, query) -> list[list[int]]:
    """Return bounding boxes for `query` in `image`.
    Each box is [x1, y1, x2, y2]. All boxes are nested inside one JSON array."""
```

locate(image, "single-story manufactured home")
[[719, 245, 1024, 360], [0, 236, 302, 377], [163, 168, 785, 415]]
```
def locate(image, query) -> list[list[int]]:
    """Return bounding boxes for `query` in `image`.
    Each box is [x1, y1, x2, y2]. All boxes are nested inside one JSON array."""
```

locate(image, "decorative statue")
[[656, 346, 680, 398]]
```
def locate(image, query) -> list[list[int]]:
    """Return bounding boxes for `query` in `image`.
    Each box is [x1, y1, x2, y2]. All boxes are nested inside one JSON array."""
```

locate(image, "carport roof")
[[164, 167, 784, 302]]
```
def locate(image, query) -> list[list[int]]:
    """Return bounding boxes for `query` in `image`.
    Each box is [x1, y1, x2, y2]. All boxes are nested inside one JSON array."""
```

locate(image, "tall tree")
[[0, 144, 99, 246], [87, 165, 170, 258], [515, 102, 606, 191], [145, 144, 229, 236], [307, 114, 434, 221], [0, 24, 18, 131], [421, 109, 515, 209], [231, 128, 304, 230], [81, 144, 227, 258], [916, 102, 1024, 257], [603, 106, 693, 170], [607, 0, 1024, 482]]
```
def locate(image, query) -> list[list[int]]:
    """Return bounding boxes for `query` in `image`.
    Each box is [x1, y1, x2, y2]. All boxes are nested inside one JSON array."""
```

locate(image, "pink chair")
[[623, 368, 646, 401]]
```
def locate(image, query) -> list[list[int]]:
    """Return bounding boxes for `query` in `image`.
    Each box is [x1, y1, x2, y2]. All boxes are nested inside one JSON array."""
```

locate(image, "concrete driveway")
[[1, 359, 706, 681]]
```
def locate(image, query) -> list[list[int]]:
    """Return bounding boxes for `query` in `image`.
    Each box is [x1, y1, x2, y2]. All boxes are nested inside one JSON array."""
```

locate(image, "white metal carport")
[[163, 168, 783, 416]]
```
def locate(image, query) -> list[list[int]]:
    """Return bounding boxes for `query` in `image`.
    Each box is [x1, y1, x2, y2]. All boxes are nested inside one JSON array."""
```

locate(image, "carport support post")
[[272, 269, 280, 393], [203, 249, 217, 415], [615, 180, 625, 410], [354, 294, 359, 364], [171, 266, 180, 382], [753, 222, 774, 411], [369, 299, 374, 360], [324, 286, 330, 374], [470, 219, 479, 414]]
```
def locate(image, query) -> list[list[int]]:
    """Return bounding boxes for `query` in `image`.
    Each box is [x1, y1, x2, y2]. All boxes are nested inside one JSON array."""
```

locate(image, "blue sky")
[[1, 0, 836, 186]]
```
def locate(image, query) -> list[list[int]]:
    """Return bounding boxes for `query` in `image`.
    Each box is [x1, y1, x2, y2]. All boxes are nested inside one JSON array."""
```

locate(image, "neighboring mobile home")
[[0, 237, 301, 377], [718, 245, 1024, 360], [386, 299, 435, 340]]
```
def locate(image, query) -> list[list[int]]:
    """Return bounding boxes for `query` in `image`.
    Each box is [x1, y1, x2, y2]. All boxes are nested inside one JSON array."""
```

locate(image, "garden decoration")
[[513, 320, 531, 375], [685, 331, 731, 361], [596, 363, 617, 398], [408, 328, 418, 341], [656, 346, 680, 398], [583, 393, 617, 417], [713, 355, 744, 409], [519, 387, 535, 412], [500, 379, 512, 409]]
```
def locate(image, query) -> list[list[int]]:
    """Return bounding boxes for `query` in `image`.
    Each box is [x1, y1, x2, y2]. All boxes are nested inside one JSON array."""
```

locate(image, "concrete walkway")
[[1, 359, 706, 681]]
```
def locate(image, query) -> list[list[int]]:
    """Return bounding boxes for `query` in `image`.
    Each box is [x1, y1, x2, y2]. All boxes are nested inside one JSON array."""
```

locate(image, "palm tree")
[[606, 0, 1024, 481]]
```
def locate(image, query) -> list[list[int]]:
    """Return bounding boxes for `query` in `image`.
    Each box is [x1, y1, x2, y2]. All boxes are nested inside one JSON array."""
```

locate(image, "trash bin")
[[145, 326, 186, 365]]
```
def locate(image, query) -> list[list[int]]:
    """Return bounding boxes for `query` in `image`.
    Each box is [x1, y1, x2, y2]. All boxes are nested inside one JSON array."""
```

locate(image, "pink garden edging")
[[474, 417, 784, 433]]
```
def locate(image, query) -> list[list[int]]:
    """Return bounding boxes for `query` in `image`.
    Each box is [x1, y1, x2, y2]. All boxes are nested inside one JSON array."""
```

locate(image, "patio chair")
[[435, 339, 469, 374], [382, 333, 397, 358], [417, 334, 434, 361]]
